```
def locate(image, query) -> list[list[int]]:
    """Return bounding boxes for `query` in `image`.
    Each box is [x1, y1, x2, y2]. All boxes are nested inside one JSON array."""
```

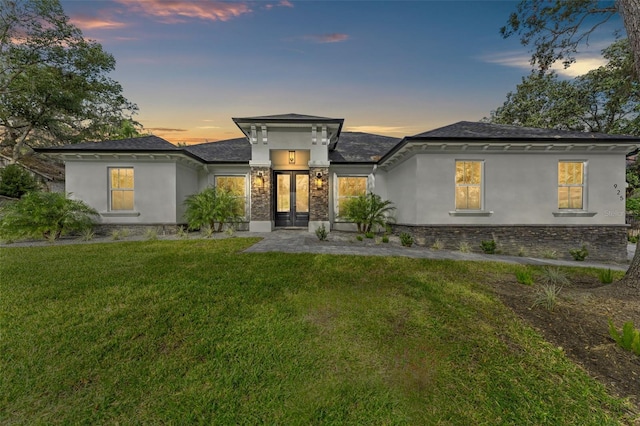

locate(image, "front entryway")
[[274, 171, 309, 227]]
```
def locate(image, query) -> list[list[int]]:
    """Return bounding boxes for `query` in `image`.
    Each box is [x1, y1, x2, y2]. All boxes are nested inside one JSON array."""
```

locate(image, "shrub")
[[365, 231, 375, 239], [399, 232, 414, 247], [315, 224, 328, 241], [431, 239, 444, 250], [0, 192, 97, 241], [539, 267, 570, 286], [356, 235, 363, 241], [515, 267, 534, 285], [598, 268, 614, 284], [382, 235, 389, 243], [0, 164, 39, 198], [541, 249, 558, 259], [342, 192, 396, 233], [480, 239, 497, 254], [458, 241, 471, 253], [569, 245, 588, 261], [517, 246, 527, 257], [630, 235, 639, 244], [80, 228, 95, 241], [532, 284, 562, 311], [608, 320, 640, 356], [176, 226, 189, 239], [144, 228, 158, 241], [184, 186, 242, 232]]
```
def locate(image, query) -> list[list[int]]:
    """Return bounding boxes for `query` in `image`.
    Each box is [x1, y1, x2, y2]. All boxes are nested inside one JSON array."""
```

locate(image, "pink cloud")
[[115, 0, 252, 23], [279, 0, 294, 7], [70, 15, 127, 31], [305, 33, 349, 43]]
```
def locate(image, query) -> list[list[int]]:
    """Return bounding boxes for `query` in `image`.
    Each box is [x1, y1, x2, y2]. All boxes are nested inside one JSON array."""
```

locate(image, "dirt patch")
[[485, 273, 640, 414]]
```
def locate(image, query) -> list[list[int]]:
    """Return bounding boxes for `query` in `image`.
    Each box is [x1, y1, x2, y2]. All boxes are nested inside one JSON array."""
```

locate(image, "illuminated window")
[[336, 176, 367, 217], [109, 168, 134, 210], [558, 162, 585, 209], [215, 175, 247, 217], [455, 161, 482, 210]]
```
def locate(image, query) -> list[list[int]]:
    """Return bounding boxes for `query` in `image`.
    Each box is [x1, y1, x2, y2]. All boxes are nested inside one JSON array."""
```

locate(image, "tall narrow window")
[[455, 161, 482, 210], [558, 162, 584, 209], [336, 176, 367, 217], [109, 168, 134, 210], [215, 176, 247, 217]]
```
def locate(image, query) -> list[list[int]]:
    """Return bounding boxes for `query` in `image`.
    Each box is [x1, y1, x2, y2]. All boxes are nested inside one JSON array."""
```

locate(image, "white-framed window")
[[335, 176, 368, 218], [558, 161, 585, 209], [215, 175, 247, 217], [109, 168, 134, 211], [455, 160, 483, 210]]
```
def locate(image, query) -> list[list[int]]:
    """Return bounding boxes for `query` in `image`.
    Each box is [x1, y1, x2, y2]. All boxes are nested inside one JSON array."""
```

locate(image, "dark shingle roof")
[[184, 138, 251, 163], [411, 121, 640, 141], [36, 135, 179, 151], [233, 113, 342, 122], [329, 132, 401, 163]]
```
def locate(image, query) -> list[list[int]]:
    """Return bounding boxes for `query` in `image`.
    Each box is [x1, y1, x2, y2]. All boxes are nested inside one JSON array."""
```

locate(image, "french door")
[[274, 171, 309, 227]]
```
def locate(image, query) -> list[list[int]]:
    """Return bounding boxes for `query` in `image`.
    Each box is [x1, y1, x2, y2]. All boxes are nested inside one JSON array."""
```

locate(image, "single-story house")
[[36, 113, 640, 261]]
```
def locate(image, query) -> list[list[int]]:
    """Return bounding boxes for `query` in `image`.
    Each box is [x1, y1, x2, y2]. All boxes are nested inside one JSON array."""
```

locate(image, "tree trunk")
[[618, 0, 640, 78], [619, 239, 640, 290]]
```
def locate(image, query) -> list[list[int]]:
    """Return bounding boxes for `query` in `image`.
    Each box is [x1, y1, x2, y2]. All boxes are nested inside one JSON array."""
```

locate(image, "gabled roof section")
[[36, 135, 179, 152], [233, 113, 342, 123], [183, 138, 251, 163], [329, 132, 401, 163], [411, 121, 640, 141]]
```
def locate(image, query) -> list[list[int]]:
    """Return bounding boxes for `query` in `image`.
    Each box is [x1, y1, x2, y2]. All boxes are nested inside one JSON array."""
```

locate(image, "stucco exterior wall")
[[65, 160, 178, 224], [385, 152, 627, 226], [175, 163, 199, 223], [251, 128, 329, 165]]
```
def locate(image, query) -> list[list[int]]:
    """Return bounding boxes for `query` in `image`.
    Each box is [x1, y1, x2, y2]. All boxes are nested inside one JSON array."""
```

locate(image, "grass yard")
[[0, 238, 633, 424]]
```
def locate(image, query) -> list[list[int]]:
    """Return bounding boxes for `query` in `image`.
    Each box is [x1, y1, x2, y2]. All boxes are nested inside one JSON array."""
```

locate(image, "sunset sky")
[[61, 0, 624, 145]]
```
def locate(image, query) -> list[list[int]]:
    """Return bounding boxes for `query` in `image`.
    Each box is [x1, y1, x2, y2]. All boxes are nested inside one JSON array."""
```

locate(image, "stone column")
[[250, 166, 272, 232], [309, 166, 330, 232]]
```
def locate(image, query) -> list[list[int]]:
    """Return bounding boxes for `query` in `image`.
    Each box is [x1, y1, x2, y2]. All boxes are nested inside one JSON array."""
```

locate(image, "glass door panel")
[[277, 174, 290, 213], [296, 174, 309, 213]]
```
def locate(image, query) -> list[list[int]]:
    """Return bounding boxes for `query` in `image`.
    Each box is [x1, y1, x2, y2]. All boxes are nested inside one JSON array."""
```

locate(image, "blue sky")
[[62, 0, 623, 144]]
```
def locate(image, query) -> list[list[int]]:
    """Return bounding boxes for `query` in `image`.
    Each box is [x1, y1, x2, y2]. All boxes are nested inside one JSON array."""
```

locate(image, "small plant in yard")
[[356, 235, 363, 241], [480, 239, 497, 254], [629, 235, 639, 244], [515, 267, 535, 285], [431, 239, 444, 250], [80, 228, 95, 242], [569, 245, 589, 261], [224, 226, 236, 237], [0, 191, 98, 241], [541, 249, 558, 259], [598, 268, 615, 284], [382, 235, 389, 243], [399, 232, 414, 247], [517, 246, 527, 257], [608, 320, 640, 356], [176, 226, 189, 239], [144, 228, 158, 241], [183, 186, 242, 232], [539, 267, 570, 286], [532, 283, 562, 311], [458, 241, 471, 253], [201, 224, 215, 238], [315, 224, 328, 241], [342, 192, 396, 233], [365, 231, 375, 239], [110, 229, 123, 241]]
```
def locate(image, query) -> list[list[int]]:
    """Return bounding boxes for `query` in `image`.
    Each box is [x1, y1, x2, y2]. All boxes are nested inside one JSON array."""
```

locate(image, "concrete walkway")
[[243, 230, 631, 272]]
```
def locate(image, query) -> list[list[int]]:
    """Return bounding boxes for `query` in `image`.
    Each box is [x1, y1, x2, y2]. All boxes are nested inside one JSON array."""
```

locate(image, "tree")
[[0, 0, 138, 161], [502, 0, 640, 290], [0, 163, 39, 198], [342, 192, 396, 234], [489, 40, 640, 136]]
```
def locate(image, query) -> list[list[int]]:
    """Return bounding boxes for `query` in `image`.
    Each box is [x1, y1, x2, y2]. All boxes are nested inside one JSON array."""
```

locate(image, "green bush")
[[515, 268, 534, 285], [0, 164, 39, 198], [627, 196, 640, 218], [0, 192, 98, 241], [608, 320, 640, 356], [342, 192, 396, 233], [480, 239, 497, 254], [598, 269, 614, 284], [364, 231, 375, 239], [569, 245, 588, 261], [315, 224, 328, 241], [381, 235, 389, 243], [184, 186, 241, 232], [399, 232, 413, 247]]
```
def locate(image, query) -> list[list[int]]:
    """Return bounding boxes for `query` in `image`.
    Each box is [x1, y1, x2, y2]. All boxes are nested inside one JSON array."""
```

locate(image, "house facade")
[[37, 114, 640, 262]]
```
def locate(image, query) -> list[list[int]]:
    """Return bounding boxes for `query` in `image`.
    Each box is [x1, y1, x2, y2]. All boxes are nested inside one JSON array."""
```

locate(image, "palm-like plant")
[[343, 192, 395, 233], [184, 187, 242, 232]]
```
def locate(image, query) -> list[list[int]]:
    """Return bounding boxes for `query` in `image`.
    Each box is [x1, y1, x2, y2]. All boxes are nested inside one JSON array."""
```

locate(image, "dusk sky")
[[62, 1, 624, 145]]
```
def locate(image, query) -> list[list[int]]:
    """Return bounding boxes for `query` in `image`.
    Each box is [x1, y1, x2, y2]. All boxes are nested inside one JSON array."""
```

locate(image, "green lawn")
[[0, 239, 632, 424]]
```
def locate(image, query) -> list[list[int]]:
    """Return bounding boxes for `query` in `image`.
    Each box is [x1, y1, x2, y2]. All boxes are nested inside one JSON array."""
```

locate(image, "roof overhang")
[[35, 149, 205, 168], [378, 139, 640, 171], [232, 116, 344, 145]]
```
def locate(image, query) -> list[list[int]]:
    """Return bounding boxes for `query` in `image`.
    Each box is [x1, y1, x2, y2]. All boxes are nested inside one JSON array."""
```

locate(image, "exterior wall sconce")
[[255, 171, 264, 188], [315, 172, 323, 190], [288, 150, 295, 164]]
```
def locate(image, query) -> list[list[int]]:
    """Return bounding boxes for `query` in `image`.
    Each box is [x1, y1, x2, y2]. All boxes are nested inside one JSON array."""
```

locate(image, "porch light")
[[315, 172, 323, 190], [288, 150, 295, 164], [255, 171, 264, 188]]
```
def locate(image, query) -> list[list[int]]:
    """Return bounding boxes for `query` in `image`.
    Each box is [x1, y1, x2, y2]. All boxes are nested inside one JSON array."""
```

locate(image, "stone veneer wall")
[[309, 167, 329, 222], [250, 167, 272, 222], [392, 224, 629, 263]]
